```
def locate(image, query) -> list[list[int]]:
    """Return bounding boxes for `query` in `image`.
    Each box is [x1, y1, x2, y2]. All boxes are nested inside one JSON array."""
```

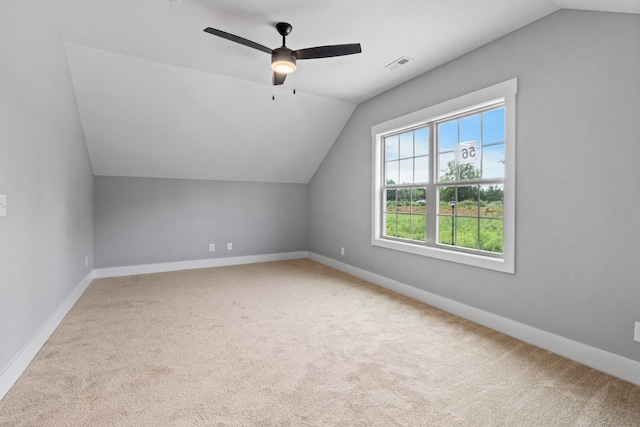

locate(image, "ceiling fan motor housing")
[[275, 22, 293, 37]]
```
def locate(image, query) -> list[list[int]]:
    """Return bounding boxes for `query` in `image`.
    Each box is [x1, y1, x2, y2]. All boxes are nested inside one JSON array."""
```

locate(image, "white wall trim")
[[370, 78, 517, 274], [93, 251, 309, 278], [308, 252, 640, 387], [0, 270, 95, 401]]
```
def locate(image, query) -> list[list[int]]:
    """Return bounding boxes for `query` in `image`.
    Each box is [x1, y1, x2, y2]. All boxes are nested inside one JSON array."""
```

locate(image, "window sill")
[[371, 236, 514, 274]]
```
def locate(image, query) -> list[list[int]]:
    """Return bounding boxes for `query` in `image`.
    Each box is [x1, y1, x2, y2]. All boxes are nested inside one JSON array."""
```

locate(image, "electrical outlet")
[[635, 322, 640, 343], [209, 243, 215, 252], [340, 247, 345, 256], [227, 243, 232, 250], [85, 256, 88, 267]]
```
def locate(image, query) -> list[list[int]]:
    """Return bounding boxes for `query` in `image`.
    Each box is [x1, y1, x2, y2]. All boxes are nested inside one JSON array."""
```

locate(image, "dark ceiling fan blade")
[[204, 27, 272, 54], [273, 72, 287, 86], [294, 43, 362, 60]]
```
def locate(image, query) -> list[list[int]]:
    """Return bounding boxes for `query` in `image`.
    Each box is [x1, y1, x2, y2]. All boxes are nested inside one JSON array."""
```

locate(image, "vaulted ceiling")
[[39, 0, 640, 183]]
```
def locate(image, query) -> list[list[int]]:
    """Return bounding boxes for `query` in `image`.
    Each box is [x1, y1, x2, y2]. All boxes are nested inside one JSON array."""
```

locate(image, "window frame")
[[371, 79, 517, 274]]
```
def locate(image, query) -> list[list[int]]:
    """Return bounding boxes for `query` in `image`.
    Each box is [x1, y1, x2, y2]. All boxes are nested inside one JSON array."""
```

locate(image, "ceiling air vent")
[[385, 56, 413, 71]]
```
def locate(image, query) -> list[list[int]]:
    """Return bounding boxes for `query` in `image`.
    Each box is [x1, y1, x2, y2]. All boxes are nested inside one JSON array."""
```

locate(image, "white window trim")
[[371, 78, 517, 274]]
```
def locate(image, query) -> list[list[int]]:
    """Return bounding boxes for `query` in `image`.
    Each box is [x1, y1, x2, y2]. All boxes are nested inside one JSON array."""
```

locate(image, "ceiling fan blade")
[[294, 43, 362, 60], [273, 72, 287, 86], [204, 27, 272, 54]]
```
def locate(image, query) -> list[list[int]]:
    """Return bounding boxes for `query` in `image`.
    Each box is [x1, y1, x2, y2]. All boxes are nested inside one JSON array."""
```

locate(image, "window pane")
[[438, 186, 456, 214], [385, 135, 399, 161], [411, 188, 426, 214], [411, 215, 426, 242], [480, 218, 503, 253], [456, 185, 479, 207], [438, 120, 458, 152], [415, 127, 429, 156], [414, 156, 429, 183], [438, 152, 456, 181], [482, 108, 504, 144], [385, 189, 397, 213], [480, 185, 503, 218], [385, 213, 397, 237], [385, 160, 399, 185], [399, 132, 413, 159], [438, 216, 453, 245], [399, 159, 413, 184], [397, 188, 410, 213], [482, 144, 505, 179], [457, 217, 478, 250], [396, 214, 411, 239], [460, 114, 480, 144], [457, 163, 481, 182]]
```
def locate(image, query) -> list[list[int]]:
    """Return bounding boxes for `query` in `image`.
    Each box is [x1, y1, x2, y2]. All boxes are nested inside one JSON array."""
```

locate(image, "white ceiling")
[[38, 0, 639, 183]]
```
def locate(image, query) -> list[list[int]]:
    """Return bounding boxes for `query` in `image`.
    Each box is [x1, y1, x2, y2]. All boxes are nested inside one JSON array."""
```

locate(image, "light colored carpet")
[[1, 259, 639, 426]]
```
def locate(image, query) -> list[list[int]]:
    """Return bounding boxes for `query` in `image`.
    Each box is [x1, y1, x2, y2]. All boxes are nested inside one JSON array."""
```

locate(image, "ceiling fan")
[[204, 22, 362, 86]]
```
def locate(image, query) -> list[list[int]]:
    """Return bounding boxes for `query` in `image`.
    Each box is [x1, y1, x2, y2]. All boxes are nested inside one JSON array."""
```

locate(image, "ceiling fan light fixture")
[[204, 22, 361, 85], [271, 49, 297, 74]]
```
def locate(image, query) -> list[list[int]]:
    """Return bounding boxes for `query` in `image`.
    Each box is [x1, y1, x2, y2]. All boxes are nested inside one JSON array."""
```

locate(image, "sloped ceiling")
[[38, 0, 639, 183]]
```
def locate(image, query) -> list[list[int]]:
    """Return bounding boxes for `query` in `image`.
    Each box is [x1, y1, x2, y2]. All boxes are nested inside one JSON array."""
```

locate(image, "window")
[[372, 79, 517, 273]]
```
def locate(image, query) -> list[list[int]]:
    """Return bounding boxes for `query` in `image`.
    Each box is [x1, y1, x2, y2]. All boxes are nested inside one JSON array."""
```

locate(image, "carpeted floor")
[[1, 259, 639, 426]]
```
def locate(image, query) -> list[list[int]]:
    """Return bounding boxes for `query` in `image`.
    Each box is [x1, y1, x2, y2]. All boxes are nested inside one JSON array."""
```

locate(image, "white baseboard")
[[308, 252, 640, 387], [3, 251, 637, 404], [93, 251, 309, 278], [0, 270, 95, 401], [0, 251, 308, 401]]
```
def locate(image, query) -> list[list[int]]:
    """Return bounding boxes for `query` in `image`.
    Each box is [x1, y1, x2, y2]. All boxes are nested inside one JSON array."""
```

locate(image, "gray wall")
[[94, 177, 308, 268], [309, 10, 640, 362], [0, 1, 94, 372]]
